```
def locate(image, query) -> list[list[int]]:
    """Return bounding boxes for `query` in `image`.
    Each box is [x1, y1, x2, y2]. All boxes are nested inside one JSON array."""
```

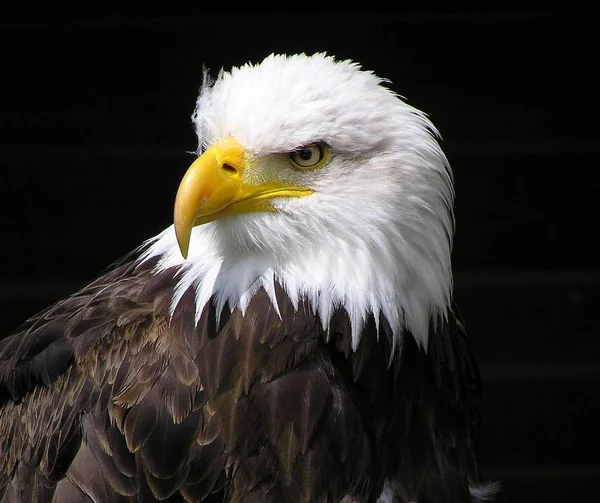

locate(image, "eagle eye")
[[289, 143, 329, 170]]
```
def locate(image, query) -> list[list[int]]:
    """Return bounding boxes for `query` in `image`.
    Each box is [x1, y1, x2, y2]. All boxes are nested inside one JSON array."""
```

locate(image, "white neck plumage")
[[141, 189, 453, 355]]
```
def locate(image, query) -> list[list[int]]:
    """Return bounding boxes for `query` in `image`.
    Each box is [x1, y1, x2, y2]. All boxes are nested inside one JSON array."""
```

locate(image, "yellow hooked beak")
[[174, 138, 313, 258]]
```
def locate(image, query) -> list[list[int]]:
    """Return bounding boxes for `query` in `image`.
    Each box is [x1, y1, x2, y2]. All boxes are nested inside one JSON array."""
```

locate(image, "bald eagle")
[[0, 54, 494, 502]]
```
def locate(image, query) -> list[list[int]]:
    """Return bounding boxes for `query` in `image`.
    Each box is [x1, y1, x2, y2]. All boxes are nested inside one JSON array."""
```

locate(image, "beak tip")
[[174, 226, 191, 260], [177, 239, 190, 260]]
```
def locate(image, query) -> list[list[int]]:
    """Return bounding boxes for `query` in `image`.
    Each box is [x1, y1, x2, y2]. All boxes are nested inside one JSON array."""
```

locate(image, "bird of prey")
[[0, 53, 495, 502]]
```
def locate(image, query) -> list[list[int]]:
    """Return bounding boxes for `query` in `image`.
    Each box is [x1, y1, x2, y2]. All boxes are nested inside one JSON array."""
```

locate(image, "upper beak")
[[173, 138, 312, 258]]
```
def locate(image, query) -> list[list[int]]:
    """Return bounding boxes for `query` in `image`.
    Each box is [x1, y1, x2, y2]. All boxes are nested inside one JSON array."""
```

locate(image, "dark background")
[[1, 6, 599, 502]]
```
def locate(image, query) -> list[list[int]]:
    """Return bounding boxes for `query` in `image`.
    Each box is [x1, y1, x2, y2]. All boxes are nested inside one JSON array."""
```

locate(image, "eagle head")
[[145, 53, 454, 352]]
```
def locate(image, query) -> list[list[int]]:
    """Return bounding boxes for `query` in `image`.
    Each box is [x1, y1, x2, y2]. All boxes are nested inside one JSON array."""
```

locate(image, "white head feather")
[[143, 53, 454, 353]]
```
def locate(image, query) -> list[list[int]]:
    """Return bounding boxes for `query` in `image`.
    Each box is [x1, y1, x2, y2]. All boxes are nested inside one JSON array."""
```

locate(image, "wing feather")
[[0, 251, 228, 501], [1, 244, 484, 503]]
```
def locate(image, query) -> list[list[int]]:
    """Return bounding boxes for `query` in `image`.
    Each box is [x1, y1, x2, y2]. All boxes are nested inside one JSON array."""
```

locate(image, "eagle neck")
[[141, 222, 450, 353]]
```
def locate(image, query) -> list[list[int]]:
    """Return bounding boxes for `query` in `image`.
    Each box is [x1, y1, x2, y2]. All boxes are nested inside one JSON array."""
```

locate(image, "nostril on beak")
[[222, 163, 238, 175]]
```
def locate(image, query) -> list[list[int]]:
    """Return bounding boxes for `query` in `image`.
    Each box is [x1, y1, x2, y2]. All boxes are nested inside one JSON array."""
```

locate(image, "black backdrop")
[[1, 6, 599, 502]]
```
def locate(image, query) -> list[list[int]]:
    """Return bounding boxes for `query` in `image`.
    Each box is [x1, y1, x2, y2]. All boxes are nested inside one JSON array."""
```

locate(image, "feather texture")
[[1, 251, 483, 501], [0, 53, 491, 502]]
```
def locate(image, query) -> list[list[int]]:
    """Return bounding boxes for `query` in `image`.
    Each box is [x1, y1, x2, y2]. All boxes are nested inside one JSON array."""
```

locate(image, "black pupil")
[[298, 148, 314, 161]]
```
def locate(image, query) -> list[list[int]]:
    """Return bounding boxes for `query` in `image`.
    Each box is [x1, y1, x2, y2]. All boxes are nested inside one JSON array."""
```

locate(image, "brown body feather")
[[0, 249, 482, 502]]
